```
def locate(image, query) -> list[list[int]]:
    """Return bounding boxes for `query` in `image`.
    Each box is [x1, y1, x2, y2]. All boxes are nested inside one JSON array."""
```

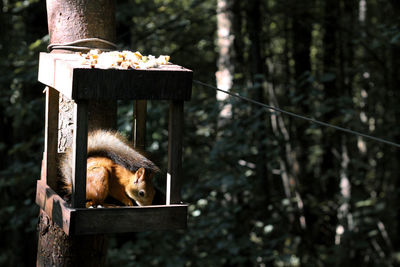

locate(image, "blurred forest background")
[[1, 0, 400, 266]]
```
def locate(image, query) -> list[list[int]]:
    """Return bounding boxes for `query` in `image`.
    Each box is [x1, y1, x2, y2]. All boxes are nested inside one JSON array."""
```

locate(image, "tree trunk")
[[46, 0, 116, 50], [289, 0, 314, 250], [216, 0, 234, 123], [389, 0, 400, 251], [334, 1, 357, 264], [37, 0, 116, 266], [245, 0, 270, 202], [232, 0, 244, 81], [320, 0, 343, 261], [37, 210, 108, 267], [320, 0, 340, 198], [291, 0, 313, 182], [0, 1, 12, 171]]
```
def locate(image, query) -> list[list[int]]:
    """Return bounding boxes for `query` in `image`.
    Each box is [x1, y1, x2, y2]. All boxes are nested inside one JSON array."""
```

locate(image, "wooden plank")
[[36, 180, 188, 235], [36, 180, 73, 235], [38, 53, 193, 101], [72, 205, 188, 235], [133, 100, 147, 150], [72, 101, 88, 208], [72, 67, 192, 100], [36, 180, 187, 235], [167, 100, 184, 205], [38, 54, 55, 91], [38, 53, 76, 99], [44, 87, 59, 190]]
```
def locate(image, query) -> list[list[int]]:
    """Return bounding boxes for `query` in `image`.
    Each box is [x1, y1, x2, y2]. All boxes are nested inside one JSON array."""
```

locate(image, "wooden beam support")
[[73, 204, 187, 235], [167, 100, 184, 205], [44, 87, 59, 190], [38, 53, 193, 101], [36, 180, 72, 235], [36, 180, 187, 236], [71, 100, 88, 208]]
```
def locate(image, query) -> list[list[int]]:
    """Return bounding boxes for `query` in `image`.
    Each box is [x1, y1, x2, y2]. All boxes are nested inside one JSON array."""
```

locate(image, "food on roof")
[[79, 49, 171, 69]]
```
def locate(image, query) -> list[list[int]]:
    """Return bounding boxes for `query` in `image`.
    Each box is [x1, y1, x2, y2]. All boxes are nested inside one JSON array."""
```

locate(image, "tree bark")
[[319, 0, 346, 262], [334, 2, 357, 264], [46, 0, 116, 49], [291, 0, 313, 181], [245, 0, 270, 202], [389, 0, 400, 251], [216, 0, 234, 123], [0, 2, 12, 171], [37, 210, 108, 267], [37, 0, 116, 266], [321, 0, 340, 199], [288, 0, 313, 237]]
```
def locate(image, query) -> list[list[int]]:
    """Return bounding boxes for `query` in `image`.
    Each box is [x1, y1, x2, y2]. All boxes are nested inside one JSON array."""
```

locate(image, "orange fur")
[[82, 157, 155, 207], [85, 157, 110, 207], [60, 130, 159, 207]]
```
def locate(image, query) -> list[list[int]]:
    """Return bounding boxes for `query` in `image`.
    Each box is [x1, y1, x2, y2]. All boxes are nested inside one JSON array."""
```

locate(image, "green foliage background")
[[1, 0, 400, 266]]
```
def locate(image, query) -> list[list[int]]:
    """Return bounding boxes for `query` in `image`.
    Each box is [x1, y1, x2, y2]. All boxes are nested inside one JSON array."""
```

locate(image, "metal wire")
[[194, 80, 400, 149], [47, 37, 117, 52]]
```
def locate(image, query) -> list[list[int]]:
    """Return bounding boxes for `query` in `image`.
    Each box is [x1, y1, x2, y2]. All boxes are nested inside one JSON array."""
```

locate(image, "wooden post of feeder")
[[71, 100, 89, 208], [167, 101, 184, 204], [37, 0, 116, 266], [43, 87, 59, 190]]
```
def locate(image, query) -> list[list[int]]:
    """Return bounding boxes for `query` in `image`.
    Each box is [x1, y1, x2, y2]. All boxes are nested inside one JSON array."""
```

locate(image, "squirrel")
[[60, 130, 160, 208]]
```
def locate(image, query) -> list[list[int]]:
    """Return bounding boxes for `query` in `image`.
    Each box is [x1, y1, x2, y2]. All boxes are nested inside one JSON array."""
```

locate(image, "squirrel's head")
[[126, 167, 155, 206]]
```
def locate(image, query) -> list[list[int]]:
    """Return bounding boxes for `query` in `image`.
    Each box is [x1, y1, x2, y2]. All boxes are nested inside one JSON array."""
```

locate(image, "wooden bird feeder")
[[35, 52, 192, 235]]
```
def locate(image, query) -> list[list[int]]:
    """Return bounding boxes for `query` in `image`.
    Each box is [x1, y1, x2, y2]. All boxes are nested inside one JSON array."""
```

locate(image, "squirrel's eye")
[[138, 190, 145, 197]]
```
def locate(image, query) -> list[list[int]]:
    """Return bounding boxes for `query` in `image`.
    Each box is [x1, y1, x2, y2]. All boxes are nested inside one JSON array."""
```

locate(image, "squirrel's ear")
[[136, 167, 145, 182]]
